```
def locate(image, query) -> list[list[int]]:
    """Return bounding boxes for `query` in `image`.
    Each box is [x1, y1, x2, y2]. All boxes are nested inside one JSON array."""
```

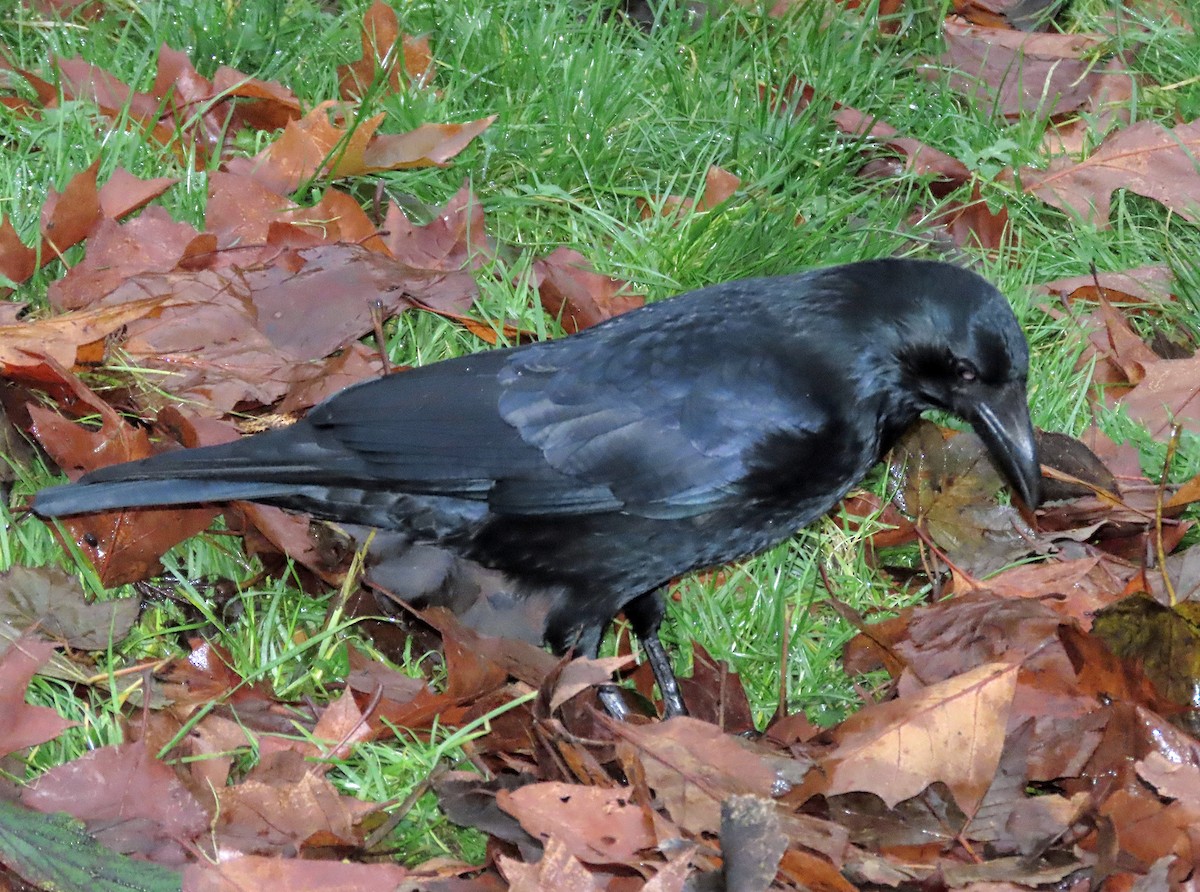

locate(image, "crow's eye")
[[955, 360, 978, 382]]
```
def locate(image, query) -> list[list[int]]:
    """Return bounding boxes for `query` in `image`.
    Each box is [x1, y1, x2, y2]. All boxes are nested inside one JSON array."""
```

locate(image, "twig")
[[1155, 423, 1181, 605]]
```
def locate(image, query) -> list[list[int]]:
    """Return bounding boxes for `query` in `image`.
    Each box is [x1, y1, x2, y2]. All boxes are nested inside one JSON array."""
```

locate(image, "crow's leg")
[[596, 681, 632, 721], [624, 591, 687, 718], [547, 593, 684, 720]]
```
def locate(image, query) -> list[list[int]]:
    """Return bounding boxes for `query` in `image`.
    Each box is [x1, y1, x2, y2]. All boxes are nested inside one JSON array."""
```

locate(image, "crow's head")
[[874, 260, 1041, 508]]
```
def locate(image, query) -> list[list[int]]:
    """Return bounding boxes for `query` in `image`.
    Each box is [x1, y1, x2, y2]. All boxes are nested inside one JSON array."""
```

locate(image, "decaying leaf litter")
[[3, 0, 1200, 888]]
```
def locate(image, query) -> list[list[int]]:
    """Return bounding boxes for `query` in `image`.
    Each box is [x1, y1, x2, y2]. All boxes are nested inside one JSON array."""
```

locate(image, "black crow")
[[33, 258, 1040, 718]]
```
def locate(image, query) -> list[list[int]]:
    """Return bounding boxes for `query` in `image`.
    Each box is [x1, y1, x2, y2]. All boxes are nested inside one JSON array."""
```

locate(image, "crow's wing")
[[300, 348, 550, 495], [492, 312, 842, 519], [290, 302, 841, 519]]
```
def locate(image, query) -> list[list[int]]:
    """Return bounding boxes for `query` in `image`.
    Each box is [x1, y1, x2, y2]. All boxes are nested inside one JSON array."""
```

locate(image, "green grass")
[[3, 0, 1200, 865]]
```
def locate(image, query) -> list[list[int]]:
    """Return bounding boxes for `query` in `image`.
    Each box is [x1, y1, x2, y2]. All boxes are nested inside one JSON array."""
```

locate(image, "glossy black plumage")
[[33, 258, 1041, 717]]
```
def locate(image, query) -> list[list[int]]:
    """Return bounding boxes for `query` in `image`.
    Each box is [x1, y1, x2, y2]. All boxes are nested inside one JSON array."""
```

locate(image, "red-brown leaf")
[[534, 247, 644, 333], [823, 661, 1018, 811], [1023, 119, 1200, 226], [0, 638, 77, 757], [936, 22, 1108, 119]]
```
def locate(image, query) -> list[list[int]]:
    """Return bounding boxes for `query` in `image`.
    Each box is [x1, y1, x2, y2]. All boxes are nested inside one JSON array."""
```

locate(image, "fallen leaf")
[[1023, 119, 1200, 226], [534, 247, 645, 333], [951, 0, 1063, 29], [775, 79, 971, 186], [96, 168, 178, 220], [28, 399, 219, 586], [499, 836, 605, 892], [891, 422, 1037, 577], [497, 782, 656, 865], [1042, 55, 1135, 157], [922, 180, 1012, 250], [1118, 351, 1200, 437], [0, 216, 38, 285], [224, 102, 494, 194], [549, 656, 630, 711], [0, 294, 169, 373], [362, 117, 497, 170], [216, 751, 375, 856], [1137, 750, 1200, 803], [53, 49, 300, 165], [976, 555, 1128, 626], [936, 21, 1108, 119], [183, 853, 409, 890], [40, 159, 102, 260], [0, 565, 140, 650], [672, 643, 755, 734], [45, 208, 200, 312], [338, 0, 434, 98], [0, 637, 78, 757], [719, 795, 788, 892], [205, 168, 383, 248], [155, 639, 279, 712], [382, 181, 493, 272], [20, 739, 208, 865], [823, 661, 1019, 812], [210, 63, 303, 134], [639, 164, 740, 218], [1039, 265, 1175, 304], [607, 717, 779, 834], [1092, 595, 1200, 717]]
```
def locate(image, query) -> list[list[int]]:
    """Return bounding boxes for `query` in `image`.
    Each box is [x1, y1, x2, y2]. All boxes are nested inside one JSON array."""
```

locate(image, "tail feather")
[[32, 426, 325, 518], [33, 478, 301, 517]]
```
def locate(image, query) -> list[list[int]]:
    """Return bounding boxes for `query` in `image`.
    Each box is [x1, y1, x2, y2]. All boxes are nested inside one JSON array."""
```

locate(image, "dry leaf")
[[1023, 119, 1200, 226], [824, 661, 1019, 812]]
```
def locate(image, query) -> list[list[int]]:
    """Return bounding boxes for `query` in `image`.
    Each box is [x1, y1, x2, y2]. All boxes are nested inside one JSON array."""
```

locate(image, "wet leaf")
[[0, 565, 139, 650], [1092, 595, 1200, 717], [720, 795, 788, 892], [0, 294, 169, 373], [28, 403, 219, 586], [936, 22, 1109, 118], [951, 0, 1063, 29], [1036, 429, 1116, 501], [41, 158, 102, 257], [497, 782, 656, 865], [337, 0, 434, 98], [639, 165, 740, 219], [0, 637, 77, 757], [1039, 265, 1175, 304], [534, 247, 644, 333], [223, 102, 494, 194], [46, 207, 199, 312], [607, 717, 778, 833], [21, 739, 208, 865], [498, 836, 605, 892], [183, 855, 408, 891], [362, 117, 497, 171], [891, 421, 1037, 576], [1117, 351, 1200, 437]]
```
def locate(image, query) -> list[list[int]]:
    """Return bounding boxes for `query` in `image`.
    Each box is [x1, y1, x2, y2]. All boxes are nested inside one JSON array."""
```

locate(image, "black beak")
[[966, 380, 1041, 508]]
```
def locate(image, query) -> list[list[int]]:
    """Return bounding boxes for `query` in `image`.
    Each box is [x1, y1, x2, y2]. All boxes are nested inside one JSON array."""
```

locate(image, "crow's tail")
[[32, 425, 329, 517]]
